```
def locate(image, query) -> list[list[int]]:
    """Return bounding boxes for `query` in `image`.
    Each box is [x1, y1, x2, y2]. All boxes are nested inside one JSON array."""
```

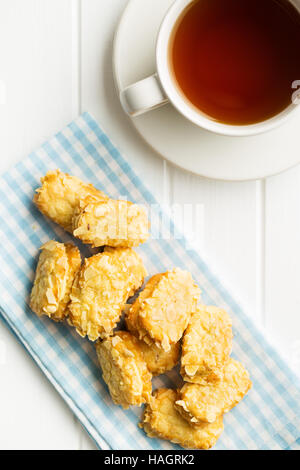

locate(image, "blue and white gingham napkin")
[[0, 112, 299, 450]]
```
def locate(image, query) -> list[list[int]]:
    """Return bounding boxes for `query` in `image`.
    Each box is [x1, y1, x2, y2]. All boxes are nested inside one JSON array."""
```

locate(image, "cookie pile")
[[30, 170, 251, 450]]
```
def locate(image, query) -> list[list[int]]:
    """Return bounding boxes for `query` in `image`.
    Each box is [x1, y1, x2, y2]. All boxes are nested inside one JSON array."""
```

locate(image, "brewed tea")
[[170, 0, 300, 125]]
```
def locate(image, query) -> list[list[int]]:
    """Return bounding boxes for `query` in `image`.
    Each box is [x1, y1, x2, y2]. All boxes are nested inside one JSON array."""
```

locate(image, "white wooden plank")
[[0, 0, 75, 172], [265, 165, 300, 373], [0, 321, 78, 450], [0, 0, 79, 449], [80, 0, 165, 201], [169, 167, 260, 321]]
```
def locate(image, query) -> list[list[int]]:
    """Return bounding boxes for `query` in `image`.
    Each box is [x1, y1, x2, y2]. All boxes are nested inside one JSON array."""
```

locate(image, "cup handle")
[[120, 74, 169, 117]]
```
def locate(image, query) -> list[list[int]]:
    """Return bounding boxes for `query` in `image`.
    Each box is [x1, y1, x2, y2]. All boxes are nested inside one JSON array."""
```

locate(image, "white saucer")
[[113, 0, 300, 181]]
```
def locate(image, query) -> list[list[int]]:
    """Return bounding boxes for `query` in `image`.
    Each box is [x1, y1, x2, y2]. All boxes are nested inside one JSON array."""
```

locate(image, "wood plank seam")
[[256, 179, 266, 325]]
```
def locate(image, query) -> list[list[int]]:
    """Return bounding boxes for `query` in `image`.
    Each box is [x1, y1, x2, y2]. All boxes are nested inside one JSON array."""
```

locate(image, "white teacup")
[[120, 0, 300, 137]]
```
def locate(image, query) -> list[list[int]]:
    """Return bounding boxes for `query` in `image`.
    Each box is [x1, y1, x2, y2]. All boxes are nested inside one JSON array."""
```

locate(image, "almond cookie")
[[126, 270, 201, 351], [30, 241, 81, 321], [34, 170, 107, 232], [176, 358, 252, 424], [181, 305, 233, 385], [72, 197, 149, 248], [141, 389, 224, 450], [96, 331, 152, 409], [137, 339, 180, 376], [68, 247, 147, 341]]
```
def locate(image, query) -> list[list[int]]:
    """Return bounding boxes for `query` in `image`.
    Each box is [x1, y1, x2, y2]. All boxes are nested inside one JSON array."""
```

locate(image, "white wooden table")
[[0, 0, 299, 450]]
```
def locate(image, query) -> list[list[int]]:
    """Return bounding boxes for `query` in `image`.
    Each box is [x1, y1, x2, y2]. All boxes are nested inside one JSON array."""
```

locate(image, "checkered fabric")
[[0, 112, 299, 450]]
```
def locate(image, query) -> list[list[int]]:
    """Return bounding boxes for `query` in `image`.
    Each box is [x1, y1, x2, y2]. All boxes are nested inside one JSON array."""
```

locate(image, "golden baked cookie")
[[68, 247, 147, 341], [96, 331, 152, 409], [126, 270, 201, 351], [72, 197, 150, 248], [124, 301, 180, 375], [137, 339, 180, 376], [125, 274, 162, 338], [30, 241, 81, 321], [181, 305, 233, 385], [34, 170, 107, 232], [176, 358, 252, 424], [141, 389, 224, 450]]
